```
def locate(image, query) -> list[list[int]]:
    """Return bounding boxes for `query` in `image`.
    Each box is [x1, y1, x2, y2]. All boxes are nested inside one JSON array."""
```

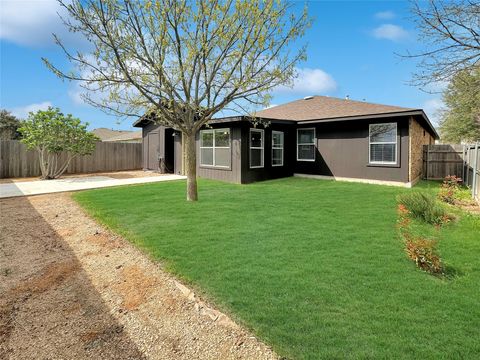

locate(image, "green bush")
[[397, 192, 451, 225]]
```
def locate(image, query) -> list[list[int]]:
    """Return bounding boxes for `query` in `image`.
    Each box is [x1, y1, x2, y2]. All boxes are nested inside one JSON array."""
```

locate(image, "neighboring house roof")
[[91, 128, 142, 142], [103, 131, 142, 142], [255, 96, 414, 121]]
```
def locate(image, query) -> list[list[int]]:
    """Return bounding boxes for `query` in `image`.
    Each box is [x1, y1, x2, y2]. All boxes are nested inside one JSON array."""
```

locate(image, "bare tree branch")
[[402, 0, 480, 91]]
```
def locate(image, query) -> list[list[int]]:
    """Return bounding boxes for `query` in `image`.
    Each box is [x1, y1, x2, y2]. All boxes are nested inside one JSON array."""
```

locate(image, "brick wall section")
[[408, 117, 434, 182]]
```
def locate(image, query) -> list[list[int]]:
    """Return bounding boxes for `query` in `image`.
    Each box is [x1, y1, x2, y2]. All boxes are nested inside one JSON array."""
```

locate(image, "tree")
[[406, 0, 480, 89], [0, 110, 22, 140], [44, 0, 310, 201], [439, 66, 480, 143], [19, 107, 98, 179]]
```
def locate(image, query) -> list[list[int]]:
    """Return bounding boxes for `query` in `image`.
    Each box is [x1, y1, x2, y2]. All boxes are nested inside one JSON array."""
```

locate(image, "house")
[[133, 96, 439, 187], [91, 128, 142, 143]]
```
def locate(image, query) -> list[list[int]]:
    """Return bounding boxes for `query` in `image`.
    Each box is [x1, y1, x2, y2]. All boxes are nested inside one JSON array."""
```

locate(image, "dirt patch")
[[0, 193, 277, 360], [11, 260, 79, 297], [0, 195, 146, 360], [87, 232, 124, 250], [116, 265, 156, 310]]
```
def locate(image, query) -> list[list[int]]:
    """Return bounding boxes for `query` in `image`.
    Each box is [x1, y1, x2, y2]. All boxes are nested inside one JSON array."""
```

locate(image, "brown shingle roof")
[[255, 96, 416, 121]]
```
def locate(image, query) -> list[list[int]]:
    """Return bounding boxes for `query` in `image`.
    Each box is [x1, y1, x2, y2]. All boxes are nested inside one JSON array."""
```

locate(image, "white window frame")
[[368, 123, 398, 165], [297, 128, 316, 162], [250, 128, 264, 169], [199, 128, 231, 168], [272, 131, 284, 167]]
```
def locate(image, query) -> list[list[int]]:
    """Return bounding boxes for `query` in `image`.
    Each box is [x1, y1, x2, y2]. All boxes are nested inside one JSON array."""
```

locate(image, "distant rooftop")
[[92, 127, 141, 142]]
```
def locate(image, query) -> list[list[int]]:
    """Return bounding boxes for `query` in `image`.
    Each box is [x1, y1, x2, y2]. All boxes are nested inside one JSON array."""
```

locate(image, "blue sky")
[[0, 0, 444, 131]]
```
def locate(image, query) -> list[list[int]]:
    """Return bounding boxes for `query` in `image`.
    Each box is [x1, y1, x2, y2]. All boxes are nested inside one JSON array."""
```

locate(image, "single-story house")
[[133, 96, 439, 187]]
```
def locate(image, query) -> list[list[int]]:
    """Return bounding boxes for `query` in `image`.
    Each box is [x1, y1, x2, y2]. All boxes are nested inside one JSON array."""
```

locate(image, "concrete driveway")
[[0, 174, 186, 198]]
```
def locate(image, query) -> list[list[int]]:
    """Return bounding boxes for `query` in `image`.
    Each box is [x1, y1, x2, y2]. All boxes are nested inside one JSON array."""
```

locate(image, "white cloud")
[[372, 24, 409, 42], [276, 68, 337, 94], [11, 101, 52, 118], [375, 11, 395, 20], [0, 0, 84, 47], [422, 98, 445, 126]]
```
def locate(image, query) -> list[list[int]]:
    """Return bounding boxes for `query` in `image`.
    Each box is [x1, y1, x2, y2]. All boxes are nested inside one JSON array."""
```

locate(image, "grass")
[[74, 178, 480, 359]]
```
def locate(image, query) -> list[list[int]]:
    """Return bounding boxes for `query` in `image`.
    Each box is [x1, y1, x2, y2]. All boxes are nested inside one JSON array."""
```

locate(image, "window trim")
[[297, 128, 316, 162], [199, 128, 231, 169], [368, 122, 398, 165], [272, 130, 284, 167], [250, 128, 264, 169]]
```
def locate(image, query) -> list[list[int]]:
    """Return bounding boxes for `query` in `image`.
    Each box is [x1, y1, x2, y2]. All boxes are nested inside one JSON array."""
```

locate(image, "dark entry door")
[[147, 132, 159, 170]]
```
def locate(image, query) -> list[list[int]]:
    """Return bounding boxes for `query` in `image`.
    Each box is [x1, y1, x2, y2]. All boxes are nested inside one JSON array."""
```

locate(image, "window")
[[250, 129, 264, 168], [369, 123, 397, 164], [297, 128, 315, 161], [200, 128, 231, 168], [272, 131, 284, 166]]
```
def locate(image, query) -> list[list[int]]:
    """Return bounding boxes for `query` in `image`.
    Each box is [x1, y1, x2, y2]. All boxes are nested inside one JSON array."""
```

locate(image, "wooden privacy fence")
[[0, 140, 142, 178], [423, 143, 479, 203]]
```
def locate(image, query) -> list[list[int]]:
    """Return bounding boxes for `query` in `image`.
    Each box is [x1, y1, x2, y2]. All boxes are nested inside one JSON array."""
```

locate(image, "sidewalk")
[[0, 174, 186, 198]]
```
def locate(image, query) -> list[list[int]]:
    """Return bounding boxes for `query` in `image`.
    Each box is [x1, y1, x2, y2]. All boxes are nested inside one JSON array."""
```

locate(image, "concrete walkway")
[[0, 174, 186, 198]]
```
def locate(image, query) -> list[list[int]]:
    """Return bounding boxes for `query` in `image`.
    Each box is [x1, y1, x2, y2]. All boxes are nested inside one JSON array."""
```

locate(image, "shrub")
[[404, 235, 444, 275], [443, 175, 462, 188], [397, 192, 451, 225], [438, 175, 463, 204], [438, 187, 456, 204]]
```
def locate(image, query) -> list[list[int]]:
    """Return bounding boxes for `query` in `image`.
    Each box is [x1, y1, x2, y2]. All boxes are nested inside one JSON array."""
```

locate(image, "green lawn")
[[74, 178, 480, 359]]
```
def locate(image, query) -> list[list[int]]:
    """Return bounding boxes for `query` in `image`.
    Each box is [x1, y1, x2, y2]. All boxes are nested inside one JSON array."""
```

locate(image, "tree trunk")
[[184, 131, 198, 201]]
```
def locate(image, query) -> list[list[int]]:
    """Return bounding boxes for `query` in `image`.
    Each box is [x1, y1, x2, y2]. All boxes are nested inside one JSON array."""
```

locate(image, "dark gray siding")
[[294, 117, 410, 183], [196, 125, 242, 183], [240, 123, 294, 184], [140, 115, 413, 184]]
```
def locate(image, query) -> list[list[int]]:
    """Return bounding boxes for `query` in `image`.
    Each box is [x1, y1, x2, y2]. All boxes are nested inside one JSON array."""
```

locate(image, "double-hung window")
[[200, 128, 231, 168], [272, 131, 284, 166], [297, 128, 315, 161], [250, 129, 264, 168], [369, 123, 397, 164]]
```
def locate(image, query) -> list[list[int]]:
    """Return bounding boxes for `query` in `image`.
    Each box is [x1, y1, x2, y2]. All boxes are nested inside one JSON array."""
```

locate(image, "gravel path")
[[0, 193, 277, 360]]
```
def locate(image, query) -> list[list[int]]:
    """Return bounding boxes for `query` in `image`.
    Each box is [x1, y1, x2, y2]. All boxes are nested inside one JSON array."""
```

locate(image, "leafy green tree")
[[439, 67, 480, 143], [19, 107, 98, 179], [0, 110, 22, 140], [44, 0, 311, 201]]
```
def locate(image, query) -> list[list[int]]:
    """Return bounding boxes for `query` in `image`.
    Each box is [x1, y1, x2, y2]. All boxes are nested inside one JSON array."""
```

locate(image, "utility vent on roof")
[[303, 96, 314, 100]]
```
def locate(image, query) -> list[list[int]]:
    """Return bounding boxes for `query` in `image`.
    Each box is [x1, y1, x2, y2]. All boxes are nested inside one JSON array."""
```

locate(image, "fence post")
[[473, 142, 479, 200], [426, 145, 429, 180]]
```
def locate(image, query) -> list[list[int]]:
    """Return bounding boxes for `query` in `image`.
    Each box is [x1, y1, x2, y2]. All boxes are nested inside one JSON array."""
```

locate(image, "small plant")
[[404, 234, 444, 275], [443, 175, 462, 188], [438, 187, 455, 204], [397, 192, 452, 225], [438, 175, 463, 204]]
